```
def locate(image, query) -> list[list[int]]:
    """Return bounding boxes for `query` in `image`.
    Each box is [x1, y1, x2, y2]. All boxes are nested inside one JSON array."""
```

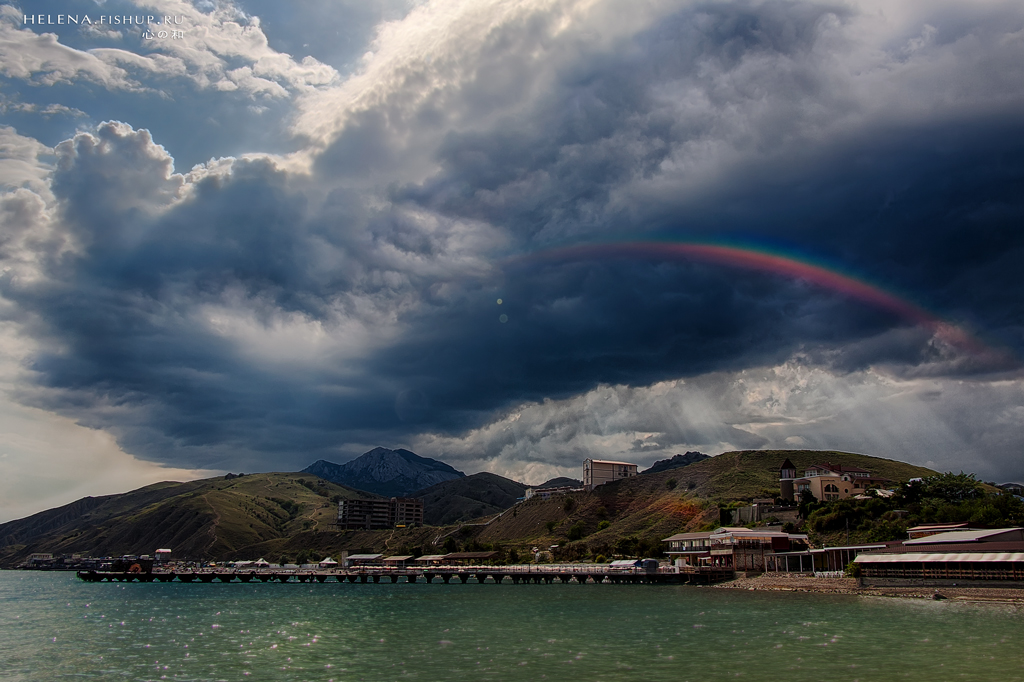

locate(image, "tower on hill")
[[779, 458, 797, 501]]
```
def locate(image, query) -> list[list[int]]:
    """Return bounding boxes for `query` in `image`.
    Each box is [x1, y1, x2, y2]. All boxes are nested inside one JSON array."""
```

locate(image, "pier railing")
[[77, 563, 736, 585]]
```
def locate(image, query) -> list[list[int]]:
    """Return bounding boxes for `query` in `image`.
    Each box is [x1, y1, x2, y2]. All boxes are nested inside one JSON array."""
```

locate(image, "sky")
[[1, 0, 1023, 522]]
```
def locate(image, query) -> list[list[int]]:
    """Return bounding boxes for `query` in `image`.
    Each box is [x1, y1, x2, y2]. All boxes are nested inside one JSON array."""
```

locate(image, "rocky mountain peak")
[[302, 447, 464, 497]]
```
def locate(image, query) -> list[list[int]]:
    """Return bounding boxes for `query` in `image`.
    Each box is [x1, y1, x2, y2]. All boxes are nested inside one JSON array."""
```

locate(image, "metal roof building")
[[903, 528, 1024, 545], [856, 549, 1024, 584]]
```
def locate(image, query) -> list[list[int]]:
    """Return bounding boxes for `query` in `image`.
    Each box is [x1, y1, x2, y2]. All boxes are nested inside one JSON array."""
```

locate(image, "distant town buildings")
[[583, 459, 638, 490], [524, 484, 584, 500], [336, 497, 424, 530]]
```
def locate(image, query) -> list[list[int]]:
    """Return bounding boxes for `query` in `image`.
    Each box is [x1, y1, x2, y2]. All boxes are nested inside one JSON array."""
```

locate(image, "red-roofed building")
[[780, 460, 888, 502]]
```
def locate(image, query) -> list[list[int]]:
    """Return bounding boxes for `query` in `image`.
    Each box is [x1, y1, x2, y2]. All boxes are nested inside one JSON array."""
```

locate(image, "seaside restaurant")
[[383, 555, 415, 569], [343, 553, 384, 568], [664, 527, 810, 571]]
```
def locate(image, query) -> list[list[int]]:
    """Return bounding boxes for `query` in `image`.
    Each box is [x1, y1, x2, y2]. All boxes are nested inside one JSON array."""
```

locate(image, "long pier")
[[77, 565, 734, 585]]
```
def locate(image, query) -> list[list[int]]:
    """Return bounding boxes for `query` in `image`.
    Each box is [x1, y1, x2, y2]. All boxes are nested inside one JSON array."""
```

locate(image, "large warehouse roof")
[[856, 552, 1024, 564]]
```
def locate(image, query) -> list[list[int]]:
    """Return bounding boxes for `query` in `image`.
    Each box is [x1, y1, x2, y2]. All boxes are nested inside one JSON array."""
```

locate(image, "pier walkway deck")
[[78, 564, 734, 585]]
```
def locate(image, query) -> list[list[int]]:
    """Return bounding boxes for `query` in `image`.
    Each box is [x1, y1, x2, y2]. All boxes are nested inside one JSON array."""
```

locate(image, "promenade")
[[77, 564, 734, 585]]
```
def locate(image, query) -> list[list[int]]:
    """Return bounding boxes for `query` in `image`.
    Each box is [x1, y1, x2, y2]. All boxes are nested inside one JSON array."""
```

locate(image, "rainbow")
[[508, 241, 985, 354]]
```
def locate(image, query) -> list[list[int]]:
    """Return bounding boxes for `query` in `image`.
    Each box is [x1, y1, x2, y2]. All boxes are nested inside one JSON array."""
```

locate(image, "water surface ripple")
[[2, 572, 1021, 681]]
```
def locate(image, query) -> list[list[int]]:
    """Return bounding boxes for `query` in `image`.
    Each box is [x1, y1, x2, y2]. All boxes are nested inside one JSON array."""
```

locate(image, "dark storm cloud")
[[5, 0, 1024, 473]]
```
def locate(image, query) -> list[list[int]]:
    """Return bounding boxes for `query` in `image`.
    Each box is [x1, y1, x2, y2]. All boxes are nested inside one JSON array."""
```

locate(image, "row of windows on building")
[[336, 497, 424, 530]]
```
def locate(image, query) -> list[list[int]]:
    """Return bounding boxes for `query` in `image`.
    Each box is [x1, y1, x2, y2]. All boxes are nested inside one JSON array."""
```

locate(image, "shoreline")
[[713, 572, 1024, 604]]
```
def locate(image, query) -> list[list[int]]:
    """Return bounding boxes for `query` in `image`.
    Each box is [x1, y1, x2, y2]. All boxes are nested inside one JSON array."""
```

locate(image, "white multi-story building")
[[583, 459, 638, 490]]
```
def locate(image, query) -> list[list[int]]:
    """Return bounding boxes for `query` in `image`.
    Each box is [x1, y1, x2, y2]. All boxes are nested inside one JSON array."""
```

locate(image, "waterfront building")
[[662, 532, 714, 567], [904, 527, 1024, 546], [774, 529, 1024, 574], [583, 459, 638, 490], [343, 553, 384, 567], [442, 551, 499, 565], [663, 527, 809, 571], [856, 552, 1024, 584], [609, 558, 659, 572], [906, 522, 983, 539]]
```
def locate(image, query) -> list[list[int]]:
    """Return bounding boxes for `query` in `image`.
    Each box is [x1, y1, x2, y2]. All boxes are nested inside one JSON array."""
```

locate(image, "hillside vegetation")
[[0, 474, 366, 567], [805, 472, 1024, 547], [428, 450, 938, 561], [676, 450, 936, 501], [0, 450, 939, 566], [414, 472, 527, 525]]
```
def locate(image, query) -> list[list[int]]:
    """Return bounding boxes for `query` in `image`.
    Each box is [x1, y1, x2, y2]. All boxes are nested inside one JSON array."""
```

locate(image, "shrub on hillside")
[[567, 521, 587, 541]]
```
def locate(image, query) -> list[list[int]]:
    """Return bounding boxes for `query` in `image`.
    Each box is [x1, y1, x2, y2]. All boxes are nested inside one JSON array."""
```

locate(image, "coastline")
[[713, 572, 1024, 604]]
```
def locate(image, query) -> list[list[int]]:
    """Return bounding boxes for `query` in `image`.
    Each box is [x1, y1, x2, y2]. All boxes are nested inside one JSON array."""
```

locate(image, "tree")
[[567, 521, 586, 541], [797, 491, 819, 519], [923, 472, 984, 502], [615, 536, 638, 557]]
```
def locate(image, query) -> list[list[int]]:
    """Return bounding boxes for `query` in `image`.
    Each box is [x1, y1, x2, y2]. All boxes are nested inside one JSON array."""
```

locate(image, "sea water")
[[1, 572, 1022, 681]]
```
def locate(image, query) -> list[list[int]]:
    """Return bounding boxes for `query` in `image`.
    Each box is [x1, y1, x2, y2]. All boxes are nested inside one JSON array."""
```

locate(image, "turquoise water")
[[1, 572, 1022, 681]]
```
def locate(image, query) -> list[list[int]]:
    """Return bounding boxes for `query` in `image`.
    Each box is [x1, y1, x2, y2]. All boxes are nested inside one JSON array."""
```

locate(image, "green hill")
[[0, 450, 938, 566], [672, 449, 937, 501], [414, 472, 526, 525], [0, 473, 367, 567], [464, 450, 937, 559]]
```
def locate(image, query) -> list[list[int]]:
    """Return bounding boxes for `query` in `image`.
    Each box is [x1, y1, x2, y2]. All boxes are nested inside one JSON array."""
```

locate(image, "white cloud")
[[0, 17, 136, 87], [294, 0, 678, 148], [414, 352, 1024, 483], [0, 0, 339, 97], [290, 0, 1024, 222], [1, 0, 1023, 504]]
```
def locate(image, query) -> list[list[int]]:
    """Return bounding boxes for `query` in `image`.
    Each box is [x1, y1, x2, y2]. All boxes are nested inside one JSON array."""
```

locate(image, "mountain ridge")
[[642, 451, 710, 475], [0, 450, 940, 567], [302, 447, 464, 497]]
